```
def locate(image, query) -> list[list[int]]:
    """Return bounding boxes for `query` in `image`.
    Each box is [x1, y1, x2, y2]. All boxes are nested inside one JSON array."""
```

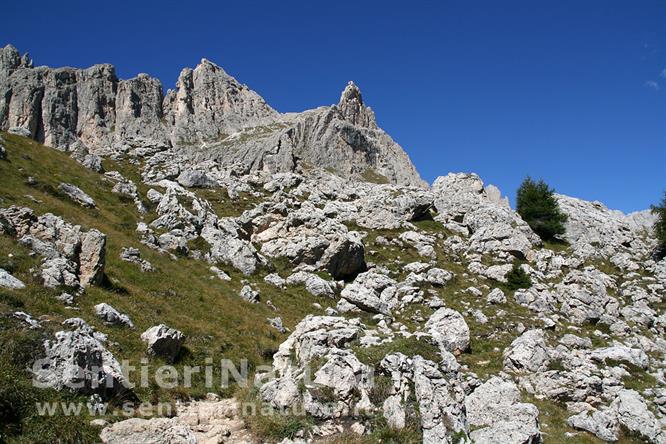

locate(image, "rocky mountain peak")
[[339, 80, 363, 105], [337, 80, 377, 129], [0, 44, 425, 187]]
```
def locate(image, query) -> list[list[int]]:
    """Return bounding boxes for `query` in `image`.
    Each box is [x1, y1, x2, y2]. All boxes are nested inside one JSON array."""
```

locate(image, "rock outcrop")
[[0, 206, 106, 288], [32, 318, 129, 399]]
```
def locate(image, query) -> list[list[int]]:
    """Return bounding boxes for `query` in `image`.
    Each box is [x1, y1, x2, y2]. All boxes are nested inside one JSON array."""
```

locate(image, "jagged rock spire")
[[337, 81, 377, 129]]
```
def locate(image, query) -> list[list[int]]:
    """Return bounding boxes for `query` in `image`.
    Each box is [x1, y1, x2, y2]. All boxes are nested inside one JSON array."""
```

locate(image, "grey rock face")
[[1, 45, 424, 187], [115, 74, 168, 146], [0, 267, 26, 289], [95, 303, 134, 328], [164, 59, 278, 145], [0, 206, 106, 288], [58, 182, 96, 208], [141, 324, 185, 363]]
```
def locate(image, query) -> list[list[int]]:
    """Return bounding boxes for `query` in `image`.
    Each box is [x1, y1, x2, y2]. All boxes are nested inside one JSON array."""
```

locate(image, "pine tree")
[[651, 191, 666, 259], [506, 262, 532, 290], [516, 177, 568, 241]]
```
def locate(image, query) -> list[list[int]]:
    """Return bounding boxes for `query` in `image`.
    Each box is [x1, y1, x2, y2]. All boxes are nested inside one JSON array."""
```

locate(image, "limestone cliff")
[[0, 44, 425, 187]]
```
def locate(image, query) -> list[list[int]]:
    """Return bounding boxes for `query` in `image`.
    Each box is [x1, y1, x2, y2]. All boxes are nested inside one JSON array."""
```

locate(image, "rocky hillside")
[[0, 46, 665, 444], [0, 45, 424, 187]]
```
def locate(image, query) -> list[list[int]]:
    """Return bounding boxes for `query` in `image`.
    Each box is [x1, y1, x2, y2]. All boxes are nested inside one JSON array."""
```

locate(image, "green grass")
[[542, 239, 570, 253], [0, 133, 332, 440], [360, 168, 390, 185], [353, 335, 441, 369], [526, 395, 644, 444]]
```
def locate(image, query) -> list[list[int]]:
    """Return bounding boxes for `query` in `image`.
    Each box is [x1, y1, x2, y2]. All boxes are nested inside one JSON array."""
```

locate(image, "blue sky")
[[2, 0, 665, 212]]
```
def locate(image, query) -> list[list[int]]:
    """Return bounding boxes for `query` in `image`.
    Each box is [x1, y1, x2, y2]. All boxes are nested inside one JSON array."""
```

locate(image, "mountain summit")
[[0, 44, 424, 187]]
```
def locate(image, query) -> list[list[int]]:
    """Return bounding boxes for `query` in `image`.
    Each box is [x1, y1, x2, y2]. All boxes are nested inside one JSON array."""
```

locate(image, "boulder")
[[239, 285, 260, 303], [339, 270, 397, 315], [425, 267, 453, 286], [503, 329, 551, 373], [58, 183, 96, 208], [304, 348, 374, 418], [567, 408, 619, 442], [176, 169, 216, 188], [487, 288, 507, 304], [0, 267, 26, 289], [32, 318, 128, 399], [425, 308, 470, 355], [141, 324, 185, 363], [78, 229, 106, 286], [95, 303, 133, 328], [412, 356, 468, 444], [317, 231, 366, 280], [267, 317, 287, 333], [264, 273, 286, 288], [466, 377, 541, 444], [590, 343, 649, 369], [609, 389, 665, 443], [120, 247, 154, 272], [286, 271, 336, 297], [41, 257, 79, 288], [0, 206, 107, 289]]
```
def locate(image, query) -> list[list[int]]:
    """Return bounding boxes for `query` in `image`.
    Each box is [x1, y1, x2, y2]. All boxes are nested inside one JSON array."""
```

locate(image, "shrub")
[[651, 191, 666, 259], [516, 177, 567, 241], [506, 262, 532, 290]]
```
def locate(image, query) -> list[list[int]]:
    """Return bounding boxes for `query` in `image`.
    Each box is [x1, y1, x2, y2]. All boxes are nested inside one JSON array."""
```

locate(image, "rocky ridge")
[[0, 44, 424, 187]]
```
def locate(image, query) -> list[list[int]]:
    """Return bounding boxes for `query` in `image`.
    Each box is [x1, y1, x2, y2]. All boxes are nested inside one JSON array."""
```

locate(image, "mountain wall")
[[0, 44, 425, 187]]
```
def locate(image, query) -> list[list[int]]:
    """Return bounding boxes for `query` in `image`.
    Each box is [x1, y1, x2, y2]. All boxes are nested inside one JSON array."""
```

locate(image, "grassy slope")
[[0, 133, 336, 442]]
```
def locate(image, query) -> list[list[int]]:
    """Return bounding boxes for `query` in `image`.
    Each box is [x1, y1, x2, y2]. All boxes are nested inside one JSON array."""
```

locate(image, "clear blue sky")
[[2, 0, 665, 212]]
